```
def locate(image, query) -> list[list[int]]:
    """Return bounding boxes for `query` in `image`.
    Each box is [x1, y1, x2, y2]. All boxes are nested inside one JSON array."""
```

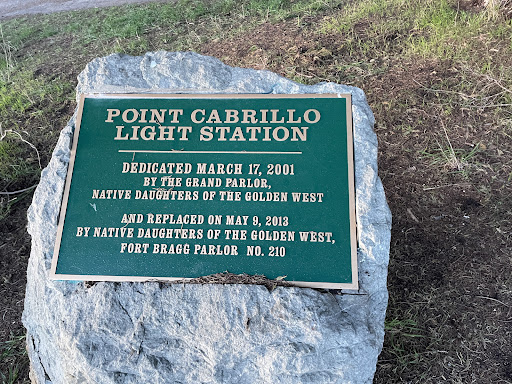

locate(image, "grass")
[[423, 140, 483, 175], [384, 317, 426, 367], [0, 0, 511, 383], [0, 26, 15, 83], [0, 133, 41, 189], [0, 335, 27, 384], [0, 131, 41, 220], [322, 0, 512, 63]]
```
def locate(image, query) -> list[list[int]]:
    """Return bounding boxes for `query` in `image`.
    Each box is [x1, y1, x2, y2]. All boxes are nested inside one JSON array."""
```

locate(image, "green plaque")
[[50, 94, 357, 289]]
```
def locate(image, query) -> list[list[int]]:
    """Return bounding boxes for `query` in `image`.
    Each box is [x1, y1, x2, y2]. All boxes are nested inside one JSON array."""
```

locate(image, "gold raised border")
[[50, 93, 358, 290]]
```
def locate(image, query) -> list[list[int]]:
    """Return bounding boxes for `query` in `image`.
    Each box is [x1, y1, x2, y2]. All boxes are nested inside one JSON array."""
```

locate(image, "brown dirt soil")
[[0, 200, 31, 333], [203, 18, 512, 383], [0, 201, 32, 381]]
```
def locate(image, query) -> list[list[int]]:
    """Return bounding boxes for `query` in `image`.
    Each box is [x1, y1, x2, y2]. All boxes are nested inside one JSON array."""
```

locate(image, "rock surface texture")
[[23, 52, 392, 384]]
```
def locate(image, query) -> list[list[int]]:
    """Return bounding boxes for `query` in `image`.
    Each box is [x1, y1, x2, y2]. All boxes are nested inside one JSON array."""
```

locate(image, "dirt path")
[[0, 0, 167, 19]]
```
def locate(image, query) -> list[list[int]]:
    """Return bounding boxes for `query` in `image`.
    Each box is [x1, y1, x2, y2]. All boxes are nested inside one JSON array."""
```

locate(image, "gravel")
[[0, 0, 169, 19]]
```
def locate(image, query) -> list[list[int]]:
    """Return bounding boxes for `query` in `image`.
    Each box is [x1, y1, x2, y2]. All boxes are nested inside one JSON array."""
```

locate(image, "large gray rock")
[[23, 52, 391, 384]]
